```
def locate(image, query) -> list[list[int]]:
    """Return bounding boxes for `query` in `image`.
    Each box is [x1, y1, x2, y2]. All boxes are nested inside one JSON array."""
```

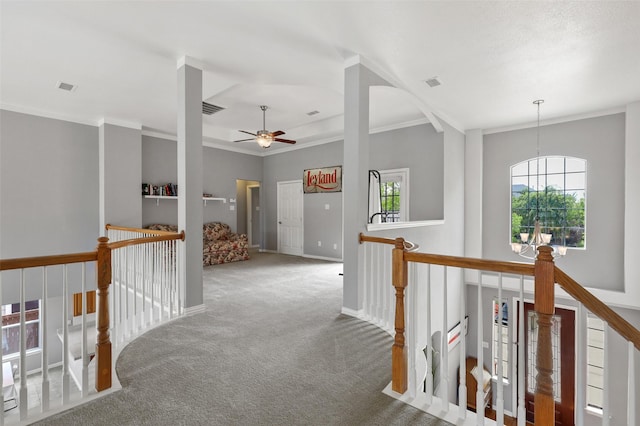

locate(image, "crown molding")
[[1, 103, 97, 127], [483, 106, 627, 135], [98, 117, 142, 130]]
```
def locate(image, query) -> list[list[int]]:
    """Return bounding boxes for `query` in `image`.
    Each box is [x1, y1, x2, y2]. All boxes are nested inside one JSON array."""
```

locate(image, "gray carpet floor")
[[34, 252, 450, 425]]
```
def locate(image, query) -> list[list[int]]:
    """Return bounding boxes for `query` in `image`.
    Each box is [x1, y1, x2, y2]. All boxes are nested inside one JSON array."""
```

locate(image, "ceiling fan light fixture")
[[256, 130, 273, 148]]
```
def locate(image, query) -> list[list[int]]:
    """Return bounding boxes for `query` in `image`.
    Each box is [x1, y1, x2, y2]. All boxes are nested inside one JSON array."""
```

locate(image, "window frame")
[[2, 300, 42, 360], [379, 168, 410, 223], [510, 156, 587, 250], [492, 298, 510, 384]]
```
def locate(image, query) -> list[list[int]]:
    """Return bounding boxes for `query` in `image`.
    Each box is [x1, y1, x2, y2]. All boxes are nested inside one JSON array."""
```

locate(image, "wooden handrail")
[[0, 252, 97, 271], [359, 232, 419, 251], [404, 251, 535, 276], [107, 231, 185, 250], [555, 266, 640, 351], [360, 233, 396, 245], [105, 223, 180, 236]]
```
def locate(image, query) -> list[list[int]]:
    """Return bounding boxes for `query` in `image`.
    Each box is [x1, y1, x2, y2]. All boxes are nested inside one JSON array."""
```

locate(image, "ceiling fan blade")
[[274, 138, 296, 144], [238, 130, 257, 136], [233, 138, 255, 143], [271, 130, 285, 137]]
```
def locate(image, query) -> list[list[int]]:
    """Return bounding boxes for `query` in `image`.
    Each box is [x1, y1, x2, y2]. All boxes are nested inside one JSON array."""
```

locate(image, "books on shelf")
[[142, 183, 178, 196]]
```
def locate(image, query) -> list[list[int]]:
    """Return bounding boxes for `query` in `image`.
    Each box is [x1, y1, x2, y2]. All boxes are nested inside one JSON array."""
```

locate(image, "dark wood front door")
[[522, 303, 575, 425]]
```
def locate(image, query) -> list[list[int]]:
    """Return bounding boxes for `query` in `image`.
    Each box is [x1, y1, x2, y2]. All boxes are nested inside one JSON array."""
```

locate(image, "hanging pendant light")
[[510, 100, 568, 260]]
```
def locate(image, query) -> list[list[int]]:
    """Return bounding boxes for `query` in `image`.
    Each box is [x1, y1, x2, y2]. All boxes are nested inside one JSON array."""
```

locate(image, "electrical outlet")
[[325, 204, 330, 210], [317, 241, 322, 247], [482, 341, 489, 349], [333, 243, 337, 250], [230, 205, 235, 211]]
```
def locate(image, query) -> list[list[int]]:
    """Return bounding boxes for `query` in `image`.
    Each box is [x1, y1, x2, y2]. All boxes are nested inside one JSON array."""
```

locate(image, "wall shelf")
[[143, 195, 227, 206]]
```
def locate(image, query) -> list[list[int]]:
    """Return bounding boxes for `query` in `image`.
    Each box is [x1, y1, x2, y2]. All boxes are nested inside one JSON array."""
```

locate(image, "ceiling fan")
[[234, 105, 296, 148]]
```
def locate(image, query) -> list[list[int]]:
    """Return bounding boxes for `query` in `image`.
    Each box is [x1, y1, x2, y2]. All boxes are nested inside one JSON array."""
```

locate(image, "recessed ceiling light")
[[307, 110, 320, 116], [56, 81, 77, 92], [424, 77, 442, 88]]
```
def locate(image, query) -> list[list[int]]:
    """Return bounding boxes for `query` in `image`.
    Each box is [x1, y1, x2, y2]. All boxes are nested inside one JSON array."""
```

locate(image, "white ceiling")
[[1, 1, 639, 154]]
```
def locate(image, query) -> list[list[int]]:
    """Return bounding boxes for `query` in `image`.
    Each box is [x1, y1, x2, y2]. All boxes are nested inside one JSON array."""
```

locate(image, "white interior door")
[[277, 180, 303, 256]]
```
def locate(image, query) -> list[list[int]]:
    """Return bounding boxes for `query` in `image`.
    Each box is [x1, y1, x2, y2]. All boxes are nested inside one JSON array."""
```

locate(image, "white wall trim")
[[367, 219, 445, 232], [302, 254, 343, 262], [483, 106, 626, 135], [1, 103, 97, 127], [177, 56, 203, 70], [261, 117, 433, 157], [98, 117, 142, 130], [184, 304, 206, 316], [259, 249, 278, 254], [340, 306, 364, 318]]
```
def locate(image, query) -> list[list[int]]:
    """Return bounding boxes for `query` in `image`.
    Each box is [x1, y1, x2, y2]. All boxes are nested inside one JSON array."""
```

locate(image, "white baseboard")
[[341, 307, 364, 318], [184, 304, 206, 316], [259, 249, 278, 254], [302, 254, 343, 262]]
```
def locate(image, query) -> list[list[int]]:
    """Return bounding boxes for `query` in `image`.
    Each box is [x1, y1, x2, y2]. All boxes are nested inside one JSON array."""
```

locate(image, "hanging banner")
[[303, 166, 342, 193]]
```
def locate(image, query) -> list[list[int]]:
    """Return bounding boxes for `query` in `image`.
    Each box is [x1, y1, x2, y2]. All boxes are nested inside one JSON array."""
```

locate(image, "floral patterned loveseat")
[[146, 222, 249, 266]]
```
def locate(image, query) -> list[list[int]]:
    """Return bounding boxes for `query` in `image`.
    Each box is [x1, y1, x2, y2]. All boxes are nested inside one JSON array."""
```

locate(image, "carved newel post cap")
[[536, 245, 554, 262], [394, 238, 405, 250]]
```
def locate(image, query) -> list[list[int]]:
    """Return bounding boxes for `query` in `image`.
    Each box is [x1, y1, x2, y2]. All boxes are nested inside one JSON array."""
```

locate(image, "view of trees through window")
[[381, 181, 401, 222], [511, 156, 586, 248]]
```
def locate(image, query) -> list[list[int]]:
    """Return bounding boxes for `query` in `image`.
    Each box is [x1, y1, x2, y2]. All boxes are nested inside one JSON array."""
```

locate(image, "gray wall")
[[141, 136, 263, 232], [263, 141, 343, 259], [0, 109, 101, 368], [100, 123, 142, 229], [370, 123, 444, 221], [261, 123, 445, 259], [483, 113, 625, 290], [0, 110, 99, 259]]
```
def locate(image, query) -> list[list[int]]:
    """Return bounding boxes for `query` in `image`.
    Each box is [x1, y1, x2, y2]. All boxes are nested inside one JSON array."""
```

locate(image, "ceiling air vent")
[[307, 110, 320, 116], [424, 77, 442, 88], [56, 81, 76, 92], [202, 102, 225, 115]]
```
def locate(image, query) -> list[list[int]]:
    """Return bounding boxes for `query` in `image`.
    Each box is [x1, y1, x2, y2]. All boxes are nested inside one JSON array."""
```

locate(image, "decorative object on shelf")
[[510, 100, 568, 260], [233, 105, 296, 148], [142, 183, 150, 195]]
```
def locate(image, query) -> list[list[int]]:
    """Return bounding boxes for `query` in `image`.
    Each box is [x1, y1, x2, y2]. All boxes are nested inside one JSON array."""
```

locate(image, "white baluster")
[[62, 265, 70, 405], [0, 268, 3, 426], [517, 276, 525, 426], [602, 322, 610, 426], [362, 242, 367, 319], [628, 342, 636, 426], [476, 270, 484, 426], [124, 245, 130, 339], [41, 267, 50, 412], [19, 269, 28, 418], [496, 273, 504, 425], [81, 263, 88, 397], [407, 262, 417, 398], [575, 304, 586, 426], [425, 264, 433, 405], [441, 266, 449, 410], [459, 268, 467, 419]]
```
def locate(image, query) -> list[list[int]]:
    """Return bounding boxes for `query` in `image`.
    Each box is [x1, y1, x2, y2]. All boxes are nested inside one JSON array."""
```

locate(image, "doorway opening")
[[236, 179, 261, 248]]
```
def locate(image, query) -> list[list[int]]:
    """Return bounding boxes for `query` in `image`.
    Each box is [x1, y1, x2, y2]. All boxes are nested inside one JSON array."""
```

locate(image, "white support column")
[[625, 102, 640, 303], [342, 56, 393, 315], [425, 264, 433, 404], [177, 56, 204, 310]]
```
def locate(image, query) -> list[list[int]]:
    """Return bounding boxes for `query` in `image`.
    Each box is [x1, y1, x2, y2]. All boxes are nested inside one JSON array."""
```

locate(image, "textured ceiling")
[[1, 1, 639, 154]]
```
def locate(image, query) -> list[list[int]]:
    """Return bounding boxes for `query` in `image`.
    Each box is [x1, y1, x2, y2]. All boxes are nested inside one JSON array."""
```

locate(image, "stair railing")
[[359, 233, 640, 426], [0, 225, 184, 424]]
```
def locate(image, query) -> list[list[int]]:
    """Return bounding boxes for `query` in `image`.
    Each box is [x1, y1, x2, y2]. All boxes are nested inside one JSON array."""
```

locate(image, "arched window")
[[510, 156, 586, 248]]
